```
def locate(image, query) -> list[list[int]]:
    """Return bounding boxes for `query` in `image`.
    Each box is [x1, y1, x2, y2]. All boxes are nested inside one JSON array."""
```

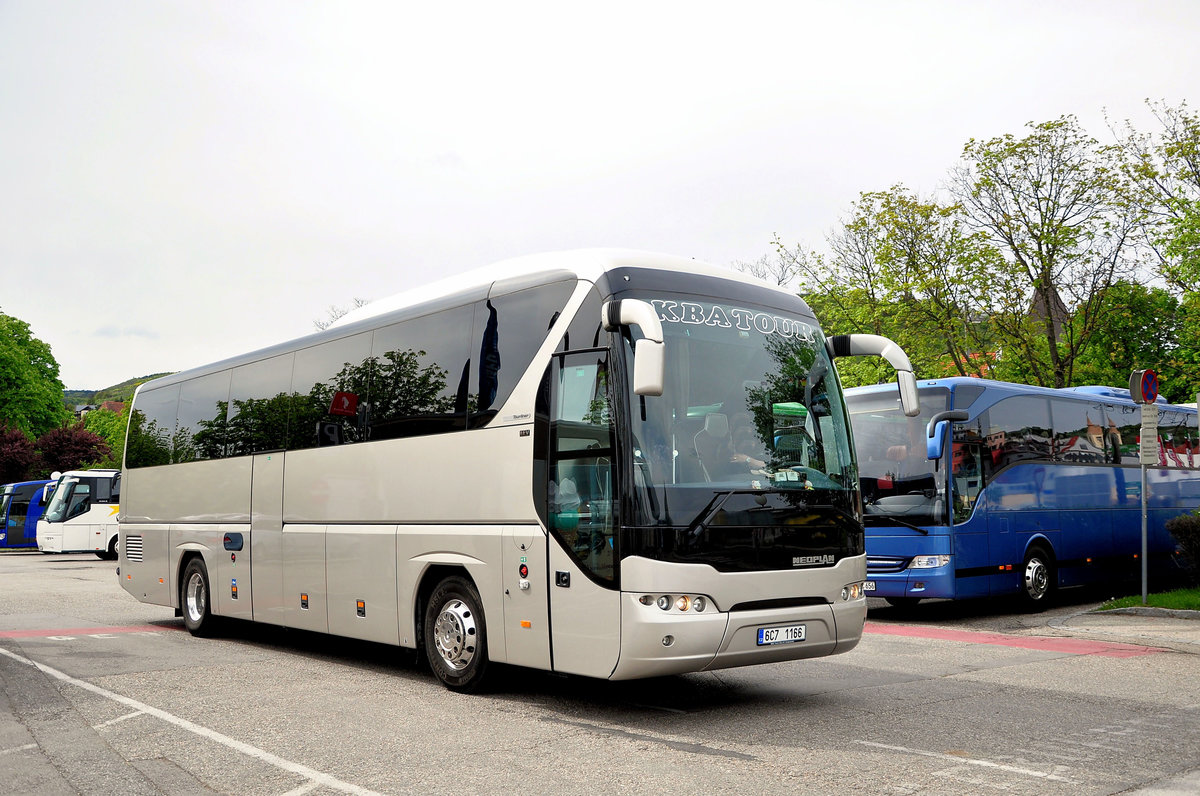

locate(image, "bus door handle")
[[555, 571, 570, 588]]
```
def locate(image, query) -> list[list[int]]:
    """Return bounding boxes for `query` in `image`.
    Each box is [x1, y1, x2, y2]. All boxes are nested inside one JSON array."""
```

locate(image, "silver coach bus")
[[118, 250, 917, 691]]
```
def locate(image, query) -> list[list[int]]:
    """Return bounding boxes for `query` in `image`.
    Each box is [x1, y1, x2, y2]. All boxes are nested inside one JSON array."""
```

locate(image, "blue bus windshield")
[[848, 388, 949, 526]]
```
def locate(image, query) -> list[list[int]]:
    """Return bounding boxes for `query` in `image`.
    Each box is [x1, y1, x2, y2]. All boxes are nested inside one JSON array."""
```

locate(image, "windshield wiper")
[[862, 515, 929, 535]]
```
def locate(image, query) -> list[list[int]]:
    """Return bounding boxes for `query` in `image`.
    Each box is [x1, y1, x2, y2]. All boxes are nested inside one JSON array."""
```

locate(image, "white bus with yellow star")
[[36, 468, 121, 559], [116, 250, 918, 691]]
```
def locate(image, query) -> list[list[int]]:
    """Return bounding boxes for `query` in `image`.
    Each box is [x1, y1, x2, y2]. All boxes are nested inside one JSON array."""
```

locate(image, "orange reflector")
[[159, 578, 164, 583], [357, 601, 365, 609], [127, 574, 132, 579], [1086, 558, 1092, 563], [520, 620, 532, 628]]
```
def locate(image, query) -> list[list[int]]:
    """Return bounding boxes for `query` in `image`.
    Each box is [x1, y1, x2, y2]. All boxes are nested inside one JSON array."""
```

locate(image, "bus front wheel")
[[181, 558, 217, 636], [424, 576, 490, 693], [1020, 545, 1055, 610]]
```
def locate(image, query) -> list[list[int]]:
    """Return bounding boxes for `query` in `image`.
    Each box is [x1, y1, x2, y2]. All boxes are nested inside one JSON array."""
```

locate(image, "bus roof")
[[845, 376, 1197, 414], [331, 249, 796, 328], [134, 249, 806, 394]]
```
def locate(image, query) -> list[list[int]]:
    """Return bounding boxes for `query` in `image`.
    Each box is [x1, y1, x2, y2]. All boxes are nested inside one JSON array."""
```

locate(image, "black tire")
[[181, 557, 217, 636], [423, 576, 490, 693], [96, 536, 118, 561], [885, 597, 922, 609], [1019, 544, 1055, 610]]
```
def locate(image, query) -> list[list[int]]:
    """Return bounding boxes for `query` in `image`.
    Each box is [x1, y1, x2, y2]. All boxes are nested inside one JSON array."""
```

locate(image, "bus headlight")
[[842, 582, 865, 600], [909, 555, 951, 569], [640, 594, 714, 612]]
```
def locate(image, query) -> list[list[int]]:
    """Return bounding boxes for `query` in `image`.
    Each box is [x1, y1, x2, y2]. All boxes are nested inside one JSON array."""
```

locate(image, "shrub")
[[1165, 511, 1200, 582]]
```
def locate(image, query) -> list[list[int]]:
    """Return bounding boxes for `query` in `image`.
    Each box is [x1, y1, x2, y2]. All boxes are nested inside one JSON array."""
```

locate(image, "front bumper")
[[609, 592, 866, 679]]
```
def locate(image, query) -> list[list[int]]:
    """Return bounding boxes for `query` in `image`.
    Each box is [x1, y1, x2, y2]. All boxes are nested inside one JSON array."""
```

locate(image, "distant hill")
[[62, 373, 173, 408]]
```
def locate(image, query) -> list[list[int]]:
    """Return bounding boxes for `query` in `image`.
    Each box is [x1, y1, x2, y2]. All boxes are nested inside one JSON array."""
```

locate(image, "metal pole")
[[1141, 461, 1148, 606]]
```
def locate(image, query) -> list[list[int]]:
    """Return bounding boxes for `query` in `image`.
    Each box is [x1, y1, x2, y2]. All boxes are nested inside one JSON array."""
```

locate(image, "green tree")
[[1110, 100, 1200, 293], [1069, 281, 1183, 397], [0, 312, 71, 437], [787, 187, 1002, 387], [950, 116, 1143, 388], [83, 406, 128, 469]]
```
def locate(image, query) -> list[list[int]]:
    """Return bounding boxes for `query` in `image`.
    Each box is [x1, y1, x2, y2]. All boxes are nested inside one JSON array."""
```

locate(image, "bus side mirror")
[[826, 333, 920, 417], [926, 410, 970, 460], [602, 299, 665, 397]]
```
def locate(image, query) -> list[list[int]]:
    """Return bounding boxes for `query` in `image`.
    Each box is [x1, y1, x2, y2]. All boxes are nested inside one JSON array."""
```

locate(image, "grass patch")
[[1098, 587, 1200, 612]]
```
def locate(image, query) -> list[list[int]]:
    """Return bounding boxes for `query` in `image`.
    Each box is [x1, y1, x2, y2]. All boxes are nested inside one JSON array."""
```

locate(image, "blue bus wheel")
[[1020, 545, 1055, 609]]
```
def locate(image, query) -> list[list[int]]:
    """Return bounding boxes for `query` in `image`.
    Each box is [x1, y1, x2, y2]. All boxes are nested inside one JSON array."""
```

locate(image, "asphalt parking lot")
[[2, 552, 1199, 795]]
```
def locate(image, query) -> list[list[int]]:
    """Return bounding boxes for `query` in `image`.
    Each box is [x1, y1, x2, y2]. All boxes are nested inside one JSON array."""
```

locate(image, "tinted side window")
[[369, 306, 472, 440], [1106, 402, 1141, 465], [1160, 408, 1199, 468], [290, 333, 372, 450], [126, 385, 180, 468], [176, 371, 233, 462], [228, 354, 295, 455], [473, 280, 574, 427], [980, 396, 1051, 473], [1051, 398, 1108, 464]]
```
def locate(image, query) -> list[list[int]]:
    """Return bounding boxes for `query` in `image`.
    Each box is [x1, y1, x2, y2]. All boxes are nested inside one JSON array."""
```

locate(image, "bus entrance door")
[[546, 351, 621, 678]]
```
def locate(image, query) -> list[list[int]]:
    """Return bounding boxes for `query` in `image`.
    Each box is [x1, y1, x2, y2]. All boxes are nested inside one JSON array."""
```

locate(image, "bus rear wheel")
[[424, 576, 490, 693], [1020, 545, 1055, 610], [181, 557, 217, 636]]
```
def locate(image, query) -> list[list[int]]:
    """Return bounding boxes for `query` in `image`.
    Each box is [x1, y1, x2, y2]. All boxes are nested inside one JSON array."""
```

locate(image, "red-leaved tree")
[[35, 424, 111, 475], [0, 425, 40, 483]]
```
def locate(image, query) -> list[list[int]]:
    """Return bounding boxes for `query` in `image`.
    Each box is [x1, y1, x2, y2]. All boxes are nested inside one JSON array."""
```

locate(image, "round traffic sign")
[[1129, 369, 1159, 403]]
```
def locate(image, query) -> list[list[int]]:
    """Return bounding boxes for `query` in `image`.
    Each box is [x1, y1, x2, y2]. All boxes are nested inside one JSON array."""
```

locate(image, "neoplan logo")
[[793, 555, 835, 567]]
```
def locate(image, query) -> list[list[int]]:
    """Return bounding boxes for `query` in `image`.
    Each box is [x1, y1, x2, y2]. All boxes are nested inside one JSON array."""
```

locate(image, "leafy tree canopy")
[[0, 312, 71, 437]]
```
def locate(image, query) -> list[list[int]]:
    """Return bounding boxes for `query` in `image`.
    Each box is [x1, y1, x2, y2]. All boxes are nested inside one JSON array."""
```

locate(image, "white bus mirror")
[[632, 339, 665, 397], [897, 371, 920, 419], [826, 333, 921, 417], [602, 299, 665, 397]]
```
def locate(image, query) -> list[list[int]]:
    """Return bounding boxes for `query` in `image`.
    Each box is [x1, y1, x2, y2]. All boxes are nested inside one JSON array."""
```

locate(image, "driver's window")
[[549, 352, 616, 584], [67, 484, 91, 520]]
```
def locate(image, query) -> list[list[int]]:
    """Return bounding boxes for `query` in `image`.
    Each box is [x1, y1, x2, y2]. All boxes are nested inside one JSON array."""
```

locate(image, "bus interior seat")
[[693, 412, 731, 481]]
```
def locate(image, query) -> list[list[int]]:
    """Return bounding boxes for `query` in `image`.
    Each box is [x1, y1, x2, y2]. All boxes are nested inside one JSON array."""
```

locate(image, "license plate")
[[864, 581, 876, 592], [757, 624, 806, 645]]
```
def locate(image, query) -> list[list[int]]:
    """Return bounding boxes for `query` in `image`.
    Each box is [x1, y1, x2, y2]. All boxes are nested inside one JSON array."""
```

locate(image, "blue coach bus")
[[845, 378, 1200, 607], [0, 480, 54, 550]]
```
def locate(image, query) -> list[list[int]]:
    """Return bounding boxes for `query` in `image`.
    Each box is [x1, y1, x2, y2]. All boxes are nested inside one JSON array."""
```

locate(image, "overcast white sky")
[[2, 1, 1198, 390]]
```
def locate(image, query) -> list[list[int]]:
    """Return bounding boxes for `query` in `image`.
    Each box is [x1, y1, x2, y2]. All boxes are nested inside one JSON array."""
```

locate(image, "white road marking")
[[0, 743, 37, 756], [0, 646, 381, 796], [854, 740, 1080, 784], [93, 709, 146, 728]]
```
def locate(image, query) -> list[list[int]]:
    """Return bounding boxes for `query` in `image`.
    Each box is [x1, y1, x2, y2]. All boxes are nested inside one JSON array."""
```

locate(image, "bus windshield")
[[43, 478, 86, 524], [618, 293, 861, 571], [846, 388, 949, 527]]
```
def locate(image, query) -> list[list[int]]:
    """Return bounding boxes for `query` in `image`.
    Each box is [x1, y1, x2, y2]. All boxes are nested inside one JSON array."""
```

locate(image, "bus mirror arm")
[[602, 299, 665, 397], [925, 410, 969, 461], [826, 334, 920, 417]]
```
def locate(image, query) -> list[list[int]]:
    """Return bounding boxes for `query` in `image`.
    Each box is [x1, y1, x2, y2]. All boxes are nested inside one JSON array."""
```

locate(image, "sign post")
[[1130, 369, 1159, 606]]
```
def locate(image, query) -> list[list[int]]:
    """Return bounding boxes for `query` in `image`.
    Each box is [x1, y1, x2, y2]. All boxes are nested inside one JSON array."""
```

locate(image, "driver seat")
[[693, 413, 732, 481]]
